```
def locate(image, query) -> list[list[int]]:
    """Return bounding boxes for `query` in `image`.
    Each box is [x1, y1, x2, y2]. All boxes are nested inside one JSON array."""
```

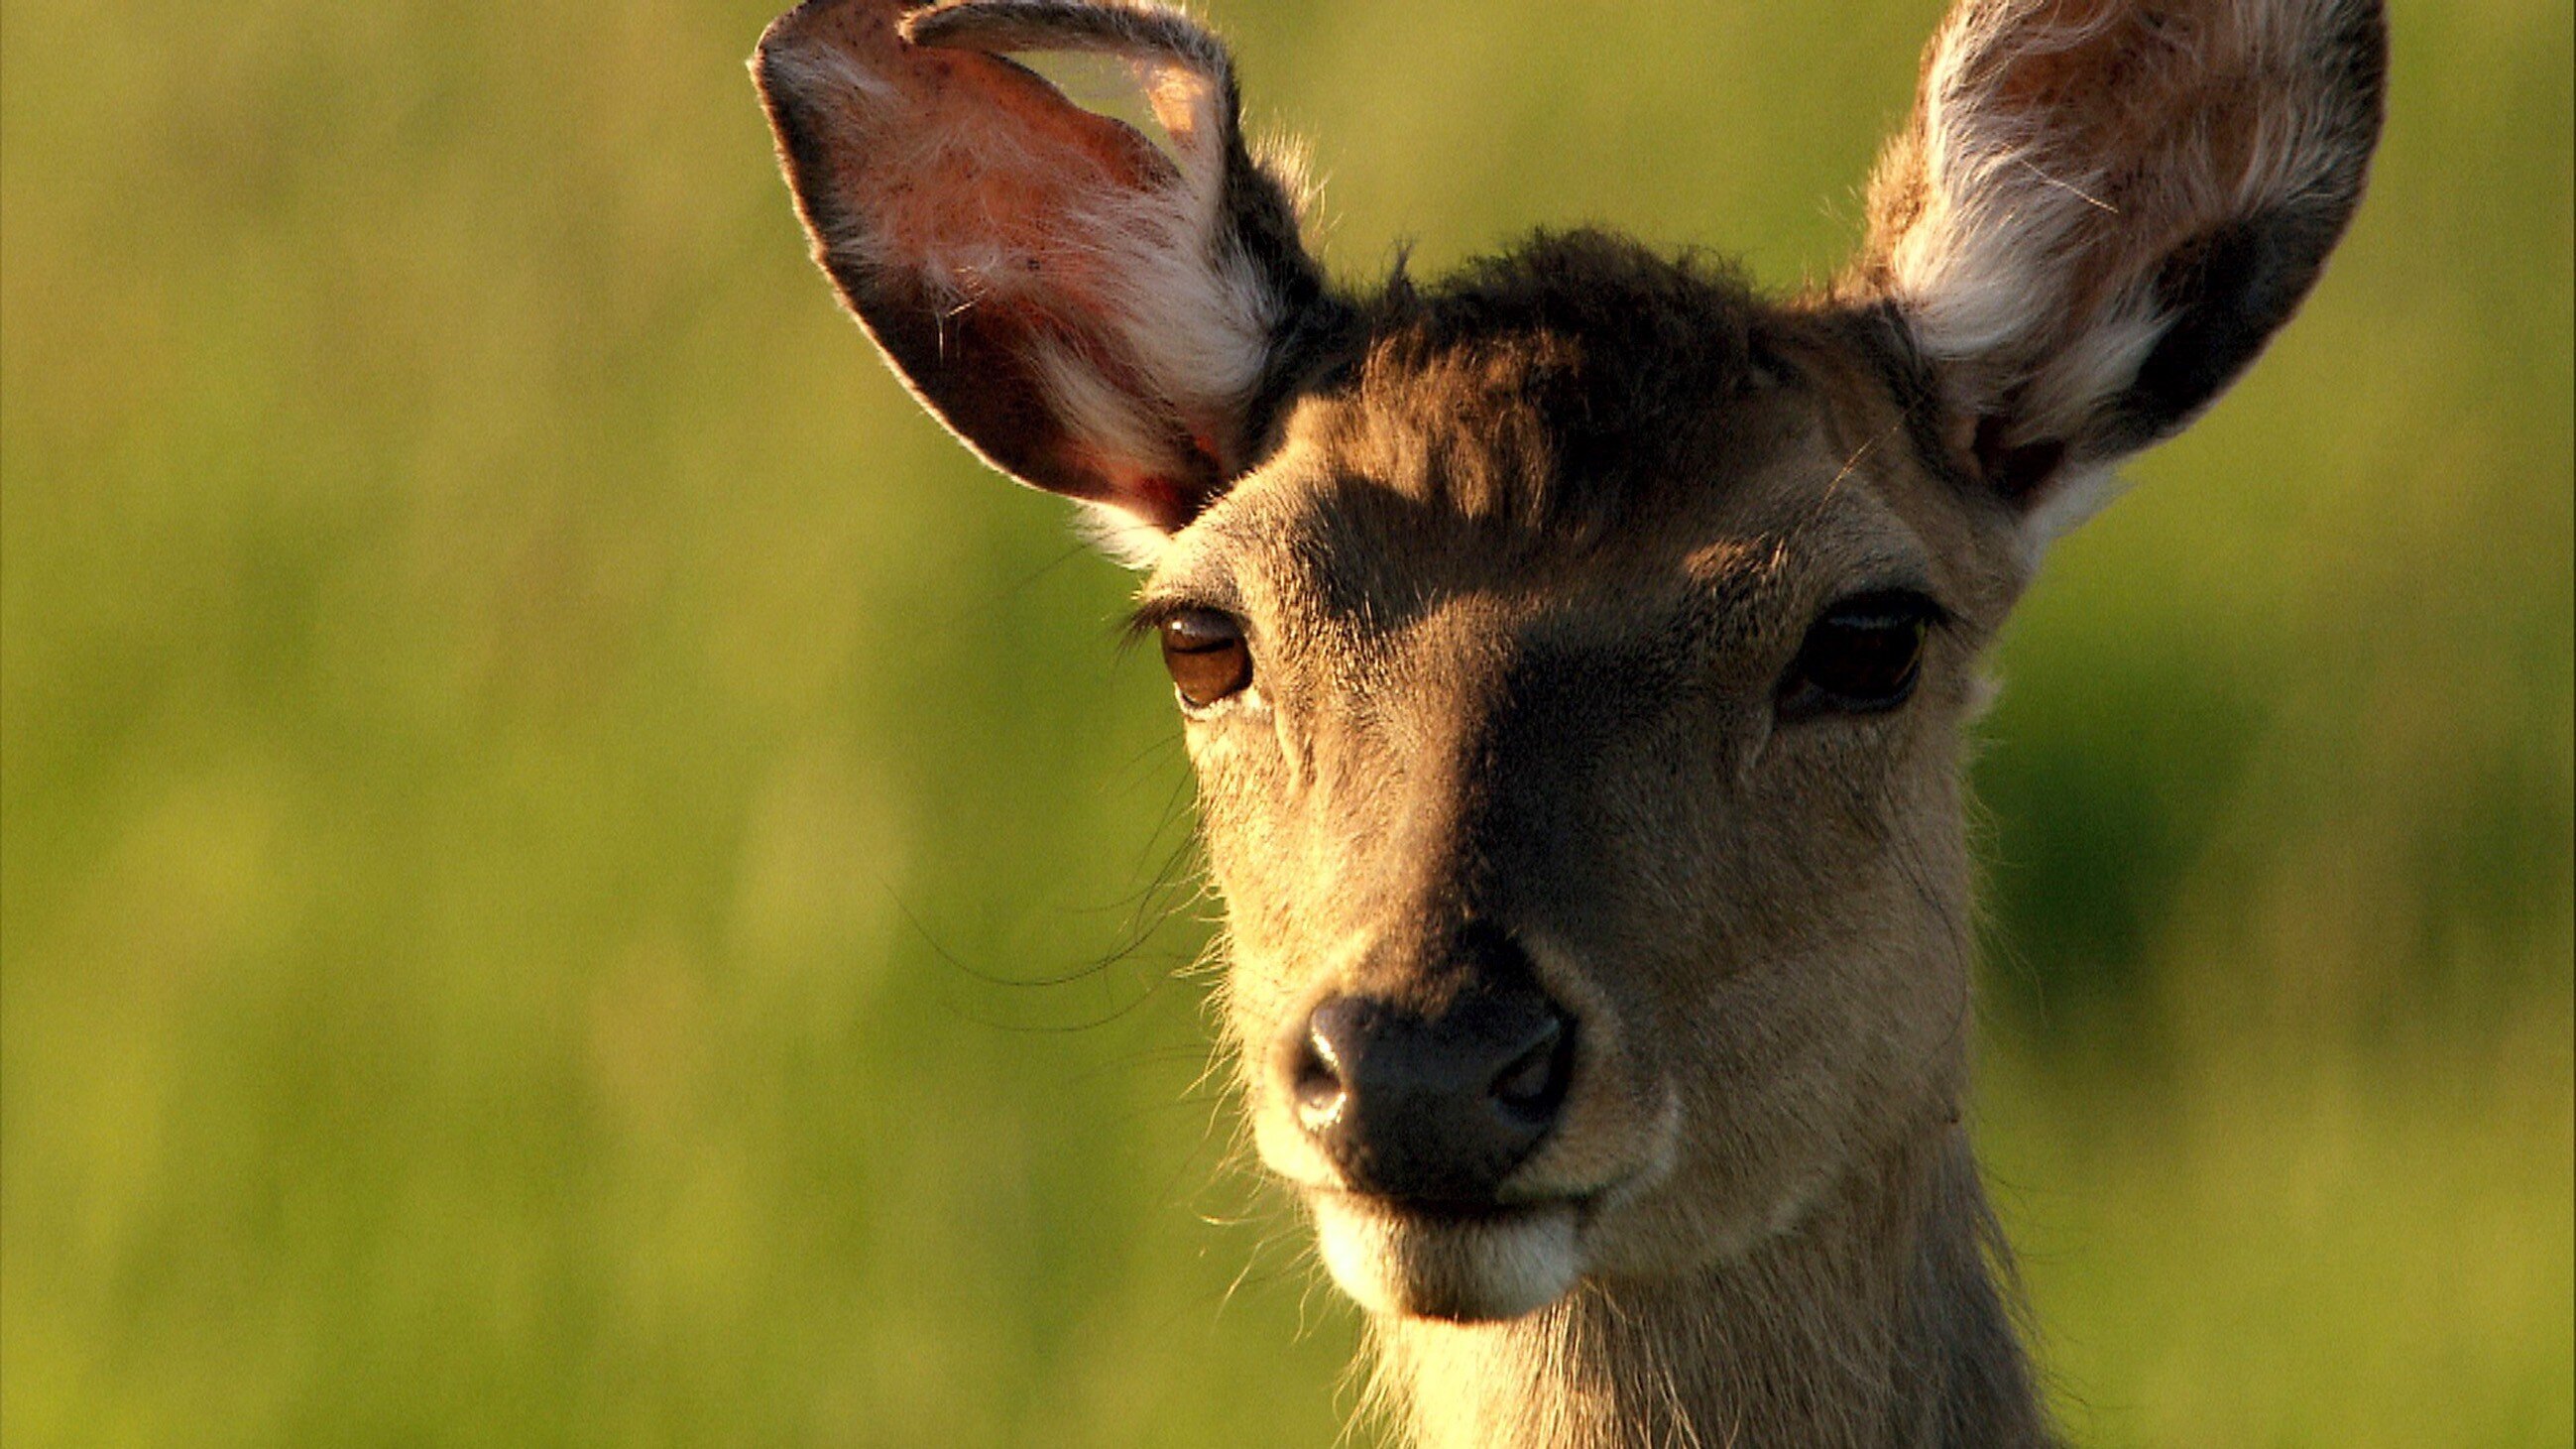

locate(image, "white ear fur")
[[757, 0, 1335, 543], [1886, 2, 2355, 420], [1001, 48, 1280, 472], [1864, 0, 2387, 553], [893, 1, 1313, 530], [1075, 499, 1175, 569], [2015, 462, 2124, 564]]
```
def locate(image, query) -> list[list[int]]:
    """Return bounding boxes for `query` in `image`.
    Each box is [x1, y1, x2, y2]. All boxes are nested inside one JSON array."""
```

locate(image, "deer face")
[[1142, 280, 2027, 1317], [757, 0, 2382, 1327]]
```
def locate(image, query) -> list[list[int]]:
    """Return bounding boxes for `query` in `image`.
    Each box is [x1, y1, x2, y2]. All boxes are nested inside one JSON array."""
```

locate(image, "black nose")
[[1290, 928, 1576, 1205]]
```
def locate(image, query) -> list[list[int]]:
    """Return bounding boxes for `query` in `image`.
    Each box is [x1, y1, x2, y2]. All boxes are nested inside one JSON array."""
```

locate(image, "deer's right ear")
[[755, 0, 1337, 546]]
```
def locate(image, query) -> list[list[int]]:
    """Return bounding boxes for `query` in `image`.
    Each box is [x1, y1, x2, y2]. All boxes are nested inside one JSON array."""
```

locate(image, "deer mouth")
[[1307, 1189, 1587, 1322]]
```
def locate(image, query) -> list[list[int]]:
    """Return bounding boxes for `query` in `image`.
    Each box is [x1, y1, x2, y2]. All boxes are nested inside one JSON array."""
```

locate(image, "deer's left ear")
[[755, 0, 1340, 547], [1852, 0, 2388, 547]]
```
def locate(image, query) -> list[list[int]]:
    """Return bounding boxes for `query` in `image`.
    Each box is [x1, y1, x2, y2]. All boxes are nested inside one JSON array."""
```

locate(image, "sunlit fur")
[[756, 1, 2385, 1444], [1162, 250, 2046, 1444], [1854, 0, 2387, 555]]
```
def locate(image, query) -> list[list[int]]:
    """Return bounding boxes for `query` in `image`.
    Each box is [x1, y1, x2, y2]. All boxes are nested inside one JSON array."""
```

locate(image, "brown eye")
[[1778, 591, 1937, 721], [1159, 608, 1252, 708]]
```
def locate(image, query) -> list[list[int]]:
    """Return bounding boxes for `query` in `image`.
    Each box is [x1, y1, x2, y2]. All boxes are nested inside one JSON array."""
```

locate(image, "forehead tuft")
[[1161, 229, 2011, 632], [1295, 231, 1805, 540]]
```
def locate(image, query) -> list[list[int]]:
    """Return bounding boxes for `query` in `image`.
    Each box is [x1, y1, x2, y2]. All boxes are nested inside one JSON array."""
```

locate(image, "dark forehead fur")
[[1286, 230, 1934, 543]]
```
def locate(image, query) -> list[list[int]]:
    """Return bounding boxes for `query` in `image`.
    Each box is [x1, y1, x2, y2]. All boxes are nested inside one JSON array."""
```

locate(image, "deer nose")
[[1289, 934, 1576, 1206]]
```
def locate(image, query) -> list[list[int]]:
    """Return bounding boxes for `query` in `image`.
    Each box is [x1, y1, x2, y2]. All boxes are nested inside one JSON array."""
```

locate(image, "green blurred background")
[[4, 0, 2568, 1444]]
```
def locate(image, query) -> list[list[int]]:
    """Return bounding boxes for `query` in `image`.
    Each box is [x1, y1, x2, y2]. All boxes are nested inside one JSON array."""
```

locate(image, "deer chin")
[[1308, 1191, 1585, 1322]]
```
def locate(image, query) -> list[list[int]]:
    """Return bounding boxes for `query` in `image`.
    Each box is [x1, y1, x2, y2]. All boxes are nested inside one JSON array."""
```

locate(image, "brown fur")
[[1169, 245, 2036, 1444], [754, 2, 2387, 1443]]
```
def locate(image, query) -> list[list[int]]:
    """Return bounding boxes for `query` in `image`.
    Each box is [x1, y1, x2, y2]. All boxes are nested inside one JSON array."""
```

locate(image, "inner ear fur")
[[1854, 0, 2388, 520], [754, 0, 1336, 534]]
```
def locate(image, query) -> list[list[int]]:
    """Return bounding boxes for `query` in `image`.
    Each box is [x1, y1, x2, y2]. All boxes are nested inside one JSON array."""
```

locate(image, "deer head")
[[754, 0, 2384, 1420]]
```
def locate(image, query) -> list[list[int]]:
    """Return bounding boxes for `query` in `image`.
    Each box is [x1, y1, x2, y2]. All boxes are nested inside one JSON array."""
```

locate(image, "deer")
[[752, 0, 2386, 1442]]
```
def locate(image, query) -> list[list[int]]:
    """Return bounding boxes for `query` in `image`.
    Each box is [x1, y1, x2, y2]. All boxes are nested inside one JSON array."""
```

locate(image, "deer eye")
[[1778, 591, 1937, 722], [1159, 608, 1252, 708]]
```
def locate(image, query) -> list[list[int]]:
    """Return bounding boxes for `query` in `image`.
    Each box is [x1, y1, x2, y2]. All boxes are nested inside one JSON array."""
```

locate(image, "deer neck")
[[1366, 1126, 2053, 1449]]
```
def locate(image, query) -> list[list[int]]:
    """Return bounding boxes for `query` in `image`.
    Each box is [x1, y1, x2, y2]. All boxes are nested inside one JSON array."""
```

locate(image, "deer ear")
[[1854, 0, 2387, 546], [754, 0, 1337, 544]]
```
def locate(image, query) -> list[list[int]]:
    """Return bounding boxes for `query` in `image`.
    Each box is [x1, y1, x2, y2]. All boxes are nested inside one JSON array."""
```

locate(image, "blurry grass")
[[3, 0, 2569, 1445], [1982, 1015, 2574, 1448]]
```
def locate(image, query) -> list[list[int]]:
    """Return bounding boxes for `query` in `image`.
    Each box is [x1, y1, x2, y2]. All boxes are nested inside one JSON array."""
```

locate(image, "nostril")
[[1293, 1009, 1352, 1130], [1488, 1013, 1573, 1127]]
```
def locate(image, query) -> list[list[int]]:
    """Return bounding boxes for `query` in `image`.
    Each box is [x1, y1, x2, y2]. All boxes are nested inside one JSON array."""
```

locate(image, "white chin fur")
[[1310, 1194, 1582, 1322]]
